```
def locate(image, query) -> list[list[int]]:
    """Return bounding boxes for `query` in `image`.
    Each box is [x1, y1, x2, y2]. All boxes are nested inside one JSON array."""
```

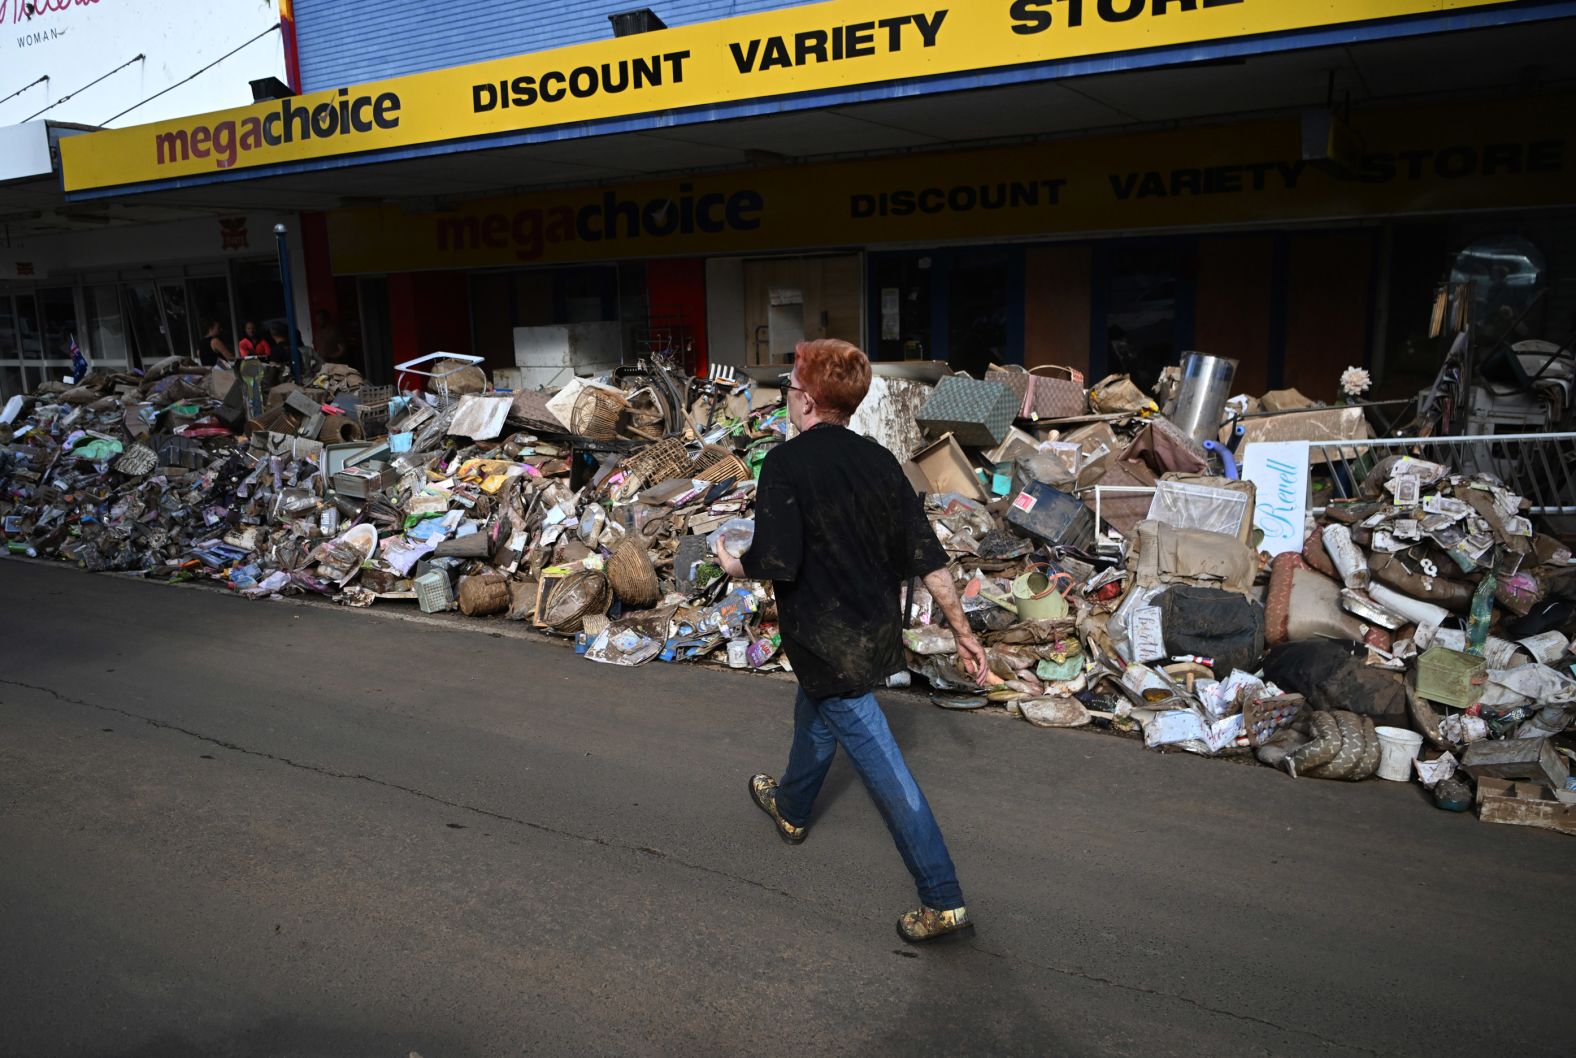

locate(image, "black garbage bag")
[[1156, 585, 1264, 676], [1263, 640, 1408, 727]]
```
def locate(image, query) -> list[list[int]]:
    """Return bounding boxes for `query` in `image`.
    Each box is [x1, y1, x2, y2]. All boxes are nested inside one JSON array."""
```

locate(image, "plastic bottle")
[[1466, 572, 1497, 656]]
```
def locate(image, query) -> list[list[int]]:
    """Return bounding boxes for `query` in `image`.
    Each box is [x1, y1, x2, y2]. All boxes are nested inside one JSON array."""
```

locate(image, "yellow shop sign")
[[63, 0, 1516, 191]]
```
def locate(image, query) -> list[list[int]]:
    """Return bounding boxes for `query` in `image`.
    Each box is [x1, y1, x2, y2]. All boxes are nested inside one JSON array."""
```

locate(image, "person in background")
[[198, 320, 232, 367], [312, 309, 346, 364], [236, 320, 271, 360], [712, 338, 987, 945], [267, 320, 315, 374]]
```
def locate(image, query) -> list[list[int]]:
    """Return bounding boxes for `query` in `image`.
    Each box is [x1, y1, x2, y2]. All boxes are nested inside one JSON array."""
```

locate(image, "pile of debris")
[[3, 346, 1573, 835]]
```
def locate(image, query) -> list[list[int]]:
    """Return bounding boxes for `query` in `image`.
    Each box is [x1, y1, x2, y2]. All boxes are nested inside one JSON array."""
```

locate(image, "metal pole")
[[273, 222, 302, 383]]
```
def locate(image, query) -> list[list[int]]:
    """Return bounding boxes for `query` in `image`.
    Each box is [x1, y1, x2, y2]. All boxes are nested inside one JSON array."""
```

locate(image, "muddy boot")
[[896, 906, 974, 944], [748, 774, 807, 845]]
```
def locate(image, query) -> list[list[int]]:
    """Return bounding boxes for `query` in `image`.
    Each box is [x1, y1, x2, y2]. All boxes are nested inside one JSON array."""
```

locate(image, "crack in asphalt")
[[4, 674, 1380, 1053], [966, 942, 1394, 1058], [0, 677, 796, 903]]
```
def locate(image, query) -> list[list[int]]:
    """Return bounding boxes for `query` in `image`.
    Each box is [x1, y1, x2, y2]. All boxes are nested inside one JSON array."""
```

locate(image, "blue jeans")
[[774, 687, 965, 911]]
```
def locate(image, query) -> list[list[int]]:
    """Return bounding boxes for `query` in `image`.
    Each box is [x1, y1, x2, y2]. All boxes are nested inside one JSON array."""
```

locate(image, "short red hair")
[[794, 339, 871, 423]]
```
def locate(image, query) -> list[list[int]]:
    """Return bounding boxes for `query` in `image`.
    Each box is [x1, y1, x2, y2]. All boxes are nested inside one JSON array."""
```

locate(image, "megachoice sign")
[[324, 94, 1572, 272], [61, 0, 1519, 192]]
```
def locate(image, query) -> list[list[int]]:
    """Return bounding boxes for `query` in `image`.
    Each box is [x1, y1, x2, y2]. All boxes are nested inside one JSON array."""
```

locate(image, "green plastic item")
[[72, 438, 124, 462], [1467, 572, 1497, 656]]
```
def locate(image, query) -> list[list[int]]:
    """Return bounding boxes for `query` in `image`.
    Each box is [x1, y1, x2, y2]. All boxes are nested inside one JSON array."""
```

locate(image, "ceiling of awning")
[[4, 15, 1572, 238]]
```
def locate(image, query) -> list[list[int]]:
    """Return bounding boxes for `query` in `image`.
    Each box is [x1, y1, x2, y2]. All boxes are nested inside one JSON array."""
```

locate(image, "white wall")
[[0, 1, 286, 128], [705, 256, 747, 367]]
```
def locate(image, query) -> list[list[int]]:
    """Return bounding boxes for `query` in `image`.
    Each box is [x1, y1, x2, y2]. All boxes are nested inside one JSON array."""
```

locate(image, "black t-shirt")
[[741, 423, 948, 700]]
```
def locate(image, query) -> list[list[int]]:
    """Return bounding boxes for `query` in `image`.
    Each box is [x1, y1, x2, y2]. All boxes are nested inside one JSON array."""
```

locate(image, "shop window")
[[1104, 243, 1191, 392], [470, 264, 623, 368], [188, 275, 233, 354], [0, 294, 20, 398], [873, 256, 933, 362], [231, 260, 287, 343], [14, 292, 42, 362], [948, 249, 1013, 379], [84, 284, 130, 369]]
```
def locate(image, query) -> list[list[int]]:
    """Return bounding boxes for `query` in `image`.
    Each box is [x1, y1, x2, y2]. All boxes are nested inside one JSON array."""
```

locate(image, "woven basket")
[[621, 437, 692, 490], [606, 539, 660, 607], [458, 573, 511, 616], [694, 444, 750, 483], [572, 388, 628, 441], [542, 570, 611, 633]]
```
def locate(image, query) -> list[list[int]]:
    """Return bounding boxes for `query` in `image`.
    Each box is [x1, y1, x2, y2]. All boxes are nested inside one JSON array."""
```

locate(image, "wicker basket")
[[694, 444, 750, 483], [458, 573, 512, 616], [542, 570, 611, 633], [572, 387, 628, 441], [621, 437, 692, 490], [606, 539, 660, 607]]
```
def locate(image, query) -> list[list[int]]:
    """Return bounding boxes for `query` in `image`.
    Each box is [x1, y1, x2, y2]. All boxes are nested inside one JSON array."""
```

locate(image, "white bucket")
[[727, 639, 750, 668], [1375, 726, 1424, 782]]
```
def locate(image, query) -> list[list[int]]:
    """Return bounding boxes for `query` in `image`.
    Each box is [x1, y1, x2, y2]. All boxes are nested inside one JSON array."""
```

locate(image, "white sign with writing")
[[1240, 441, 1310, 556], [0, 0, 284, 128]]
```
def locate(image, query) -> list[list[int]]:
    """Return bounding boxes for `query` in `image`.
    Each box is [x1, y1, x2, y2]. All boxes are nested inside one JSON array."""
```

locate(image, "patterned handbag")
[[985, 364, 1032, 410], [914, 375, 1018, 448], [1021, 365, 1088, 420]]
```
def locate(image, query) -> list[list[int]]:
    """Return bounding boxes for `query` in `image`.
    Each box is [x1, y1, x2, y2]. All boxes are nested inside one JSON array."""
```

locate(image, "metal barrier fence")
[[1310, 432, 1576, 516]]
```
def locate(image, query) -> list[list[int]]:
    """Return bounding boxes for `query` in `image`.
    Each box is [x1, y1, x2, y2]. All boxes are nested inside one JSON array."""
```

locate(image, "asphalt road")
[[2, 558, 1572, 1058]]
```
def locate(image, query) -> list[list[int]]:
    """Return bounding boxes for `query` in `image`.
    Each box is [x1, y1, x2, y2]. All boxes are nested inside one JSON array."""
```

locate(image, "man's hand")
[[953, 631, 988, 687], [921, 566, 989, 688], [712, 535, 746, 579]]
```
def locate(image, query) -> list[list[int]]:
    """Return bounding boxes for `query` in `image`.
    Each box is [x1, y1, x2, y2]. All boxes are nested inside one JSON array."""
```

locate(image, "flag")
[[70, 334, 89, 381]]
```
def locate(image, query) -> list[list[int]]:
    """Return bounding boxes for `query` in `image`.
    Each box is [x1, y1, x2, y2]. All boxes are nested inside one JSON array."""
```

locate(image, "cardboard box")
[[1462, 736, 1570, 789], [909, 432, 986, 501], [1475, 777, 1576, 837]]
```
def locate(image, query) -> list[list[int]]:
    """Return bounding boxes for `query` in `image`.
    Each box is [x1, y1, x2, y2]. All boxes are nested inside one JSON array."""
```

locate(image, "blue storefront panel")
[[293, 1, 808, 93]]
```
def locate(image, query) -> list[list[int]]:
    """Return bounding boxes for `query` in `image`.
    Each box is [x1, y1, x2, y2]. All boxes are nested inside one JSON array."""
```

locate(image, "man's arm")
[[922, 566, 987, 686]]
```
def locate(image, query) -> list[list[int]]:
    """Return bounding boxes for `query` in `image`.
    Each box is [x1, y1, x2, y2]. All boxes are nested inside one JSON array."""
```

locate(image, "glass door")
[[122, 281, 169, 367], [159, 281, 191, 360], [84, 283, 131, 374], [36, 287, 79, 386]]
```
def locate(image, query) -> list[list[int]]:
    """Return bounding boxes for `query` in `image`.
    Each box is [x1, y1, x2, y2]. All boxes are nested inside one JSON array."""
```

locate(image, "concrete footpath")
[[1, 558, 1571, 1058]]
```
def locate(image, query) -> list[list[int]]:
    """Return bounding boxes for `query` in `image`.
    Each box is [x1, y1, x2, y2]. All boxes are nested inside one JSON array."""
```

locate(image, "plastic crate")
[[1416, 644, 1486, 708], [415, 569, 455, 613]]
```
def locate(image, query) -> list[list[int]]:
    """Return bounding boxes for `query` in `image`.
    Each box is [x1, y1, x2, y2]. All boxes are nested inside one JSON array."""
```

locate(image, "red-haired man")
[[713, 338, 987, 944]]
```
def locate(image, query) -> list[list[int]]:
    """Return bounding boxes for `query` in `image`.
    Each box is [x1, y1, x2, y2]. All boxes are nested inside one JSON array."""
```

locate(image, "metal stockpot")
[[1171, 352, 1239, 444]]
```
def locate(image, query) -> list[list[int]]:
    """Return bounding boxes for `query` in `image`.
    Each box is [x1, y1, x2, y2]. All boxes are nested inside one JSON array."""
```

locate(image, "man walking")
[[712, 339, 987, 943]]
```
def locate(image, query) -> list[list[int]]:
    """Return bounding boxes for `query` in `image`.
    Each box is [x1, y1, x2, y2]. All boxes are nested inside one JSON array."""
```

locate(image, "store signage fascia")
[[324, 95, 1572, 273], [61, 0, 1519, 192]]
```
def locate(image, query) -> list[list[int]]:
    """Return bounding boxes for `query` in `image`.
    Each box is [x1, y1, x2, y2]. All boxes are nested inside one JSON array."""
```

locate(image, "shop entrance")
[[868, 247, 1024, 375], [740, 253, 863, 366], [1098, 240, 1195, 393]]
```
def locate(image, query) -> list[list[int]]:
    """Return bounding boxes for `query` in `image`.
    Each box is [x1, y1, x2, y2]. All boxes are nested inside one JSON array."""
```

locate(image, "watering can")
[[1011, 564, 1074, 621]]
